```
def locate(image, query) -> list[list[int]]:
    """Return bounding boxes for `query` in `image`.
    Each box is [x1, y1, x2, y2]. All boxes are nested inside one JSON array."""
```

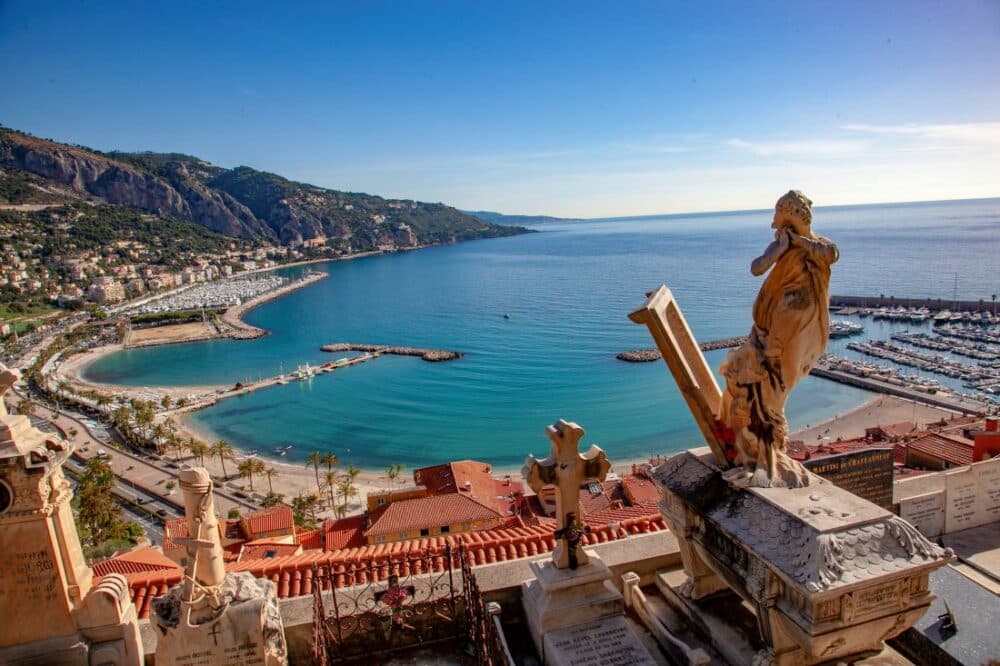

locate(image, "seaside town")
[[2, 4, 999, 665]]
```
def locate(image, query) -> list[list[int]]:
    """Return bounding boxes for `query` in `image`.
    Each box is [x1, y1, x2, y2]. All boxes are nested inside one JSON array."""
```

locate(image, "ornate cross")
[[522, 419, 610, 569]]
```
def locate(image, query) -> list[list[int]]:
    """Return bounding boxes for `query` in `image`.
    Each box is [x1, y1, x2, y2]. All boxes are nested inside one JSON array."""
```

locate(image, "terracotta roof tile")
[[621, 474, 660, 506], [365, 494, 501, 538], [91, 546, 181, 577], [122, 513, 669, 618], [242, 505, 294, 537], [324, 515, 367, 550], [907, 433, 974, 467], [296, 527, 325, 550], [239, 541, 303, 562]]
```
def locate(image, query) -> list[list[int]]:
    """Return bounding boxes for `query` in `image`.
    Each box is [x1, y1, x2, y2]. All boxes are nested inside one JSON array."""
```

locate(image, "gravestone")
[[804, 448, 894, 508], [152, 467, 287, 666], [944, 457, 1000, 533], [898, 491, 945, 539], [0, 363, 143, 665], [521, 420, 657, 665]]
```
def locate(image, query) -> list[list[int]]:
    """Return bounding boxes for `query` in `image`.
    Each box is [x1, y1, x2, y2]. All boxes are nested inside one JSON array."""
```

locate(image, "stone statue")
[[718, 190, 839, 488], [523, 420, 610, 569]]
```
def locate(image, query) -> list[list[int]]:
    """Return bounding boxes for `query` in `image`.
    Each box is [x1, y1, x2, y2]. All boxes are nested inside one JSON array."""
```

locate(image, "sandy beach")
[[57, 336, 964, 519]]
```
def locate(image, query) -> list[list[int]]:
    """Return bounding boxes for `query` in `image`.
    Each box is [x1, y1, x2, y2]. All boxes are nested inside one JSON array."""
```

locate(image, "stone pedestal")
[[0, 364, 143, 665], [521, 552, 657, 665], [652, 448, 954, 665], [152, 572, 287, 666]]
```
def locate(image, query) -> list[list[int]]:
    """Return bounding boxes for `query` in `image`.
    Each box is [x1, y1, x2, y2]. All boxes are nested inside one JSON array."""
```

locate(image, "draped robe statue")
[[718, 190, 839, 488]]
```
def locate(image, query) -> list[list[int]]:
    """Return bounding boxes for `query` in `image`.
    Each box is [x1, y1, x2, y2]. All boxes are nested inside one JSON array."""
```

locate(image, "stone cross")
[[629, 286, 731, 467], [523, 419, 610, 569]]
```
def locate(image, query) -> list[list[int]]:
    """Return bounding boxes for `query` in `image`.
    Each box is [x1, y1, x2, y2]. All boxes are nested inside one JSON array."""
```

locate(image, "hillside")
[[464, 210, 582, 226], [0, 125, 527, 248]]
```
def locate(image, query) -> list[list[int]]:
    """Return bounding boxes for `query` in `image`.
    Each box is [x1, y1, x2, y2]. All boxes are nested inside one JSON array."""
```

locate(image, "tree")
[[74, 456, 138, 551], [337, 476, 357, 511], [334, 503, 348, 519], [322, 452, 338, 474], [95, 394, 112, 415], [160, 394, 172, 410], [16, 398, 35, 416], [238, 459, 255, 491], [210, 439, 234, 479], [323, 470, 338, 509], [57, 379, 71, 403], [307, 451, 323, 493], [262, 491, 285, 507], [291, 493, 318, 530], [264, 467, 278, 494], [385, 463, 405, 488], [188, 438, 209, 465]]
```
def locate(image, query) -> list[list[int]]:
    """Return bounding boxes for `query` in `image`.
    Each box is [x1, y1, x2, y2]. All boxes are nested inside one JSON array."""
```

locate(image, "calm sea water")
[[85, 198, 1000, 469]]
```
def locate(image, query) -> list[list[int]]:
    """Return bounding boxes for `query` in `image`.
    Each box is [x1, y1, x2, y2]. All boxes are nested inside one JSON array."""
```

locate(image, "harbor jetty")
[[320, 343, 462, 362], [831, 294, 998, 314], [617, 335, 747, 362]]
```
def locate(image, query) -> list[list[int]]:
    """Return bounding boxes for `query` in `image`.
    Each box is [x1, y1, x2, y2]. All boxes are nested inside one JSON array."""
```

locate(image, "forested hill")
[[0, 125, 528, 248], [463, 210, 583, 226]]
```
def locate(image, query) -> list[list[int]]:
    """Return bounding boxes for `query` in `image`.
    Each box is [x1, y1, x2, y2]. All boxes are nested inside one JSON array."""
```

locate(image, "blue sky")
[[1, 1, 998, 217]]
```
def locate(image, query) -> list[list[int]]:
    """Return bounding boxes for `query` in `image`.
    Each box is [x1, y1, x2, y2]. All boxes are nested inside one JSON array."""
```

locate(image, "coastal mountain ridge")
[[0, 125, 526, 248], [462, 210, 583, 225]]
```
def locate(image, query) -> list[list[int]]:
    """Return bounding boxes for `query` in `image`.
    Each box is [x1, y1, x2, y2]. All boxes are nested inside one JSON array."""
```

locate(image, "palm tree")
[[337, 476, 357, 510], [188, 438, 209, 465], [307, 451, 323, 493], [334, 503, 348, 519], [95, 394, 112, 415], [211, 439, 234, 479], [322, 452, 339, 474], [346, 464, 361, 483], [150, 422, 167, 452], [264, 467, 278, 494], [57, 379, 71, 403], [385, 463, 406, 488], [323, 470, 338, 509], [239, 459, 265, 492], [160, 394, 173, 410]]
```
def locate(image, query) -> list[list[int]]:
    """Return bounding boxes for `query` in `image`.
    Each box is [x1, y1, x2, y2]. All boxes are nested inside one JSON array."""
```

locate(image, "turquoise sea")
[[84, 198, 1000, 470]]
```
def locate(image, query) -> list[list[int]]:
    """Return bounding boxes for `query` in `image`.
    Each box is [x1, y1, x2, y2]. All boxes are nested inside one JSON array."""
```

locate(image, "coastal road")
[[7, 391, 258, 519]]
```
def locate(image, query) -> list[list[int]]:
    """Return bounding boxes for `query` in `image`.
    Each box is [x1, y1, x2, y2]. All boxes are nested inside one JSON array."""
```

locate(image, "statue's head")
[[772, 190, 813, 236]]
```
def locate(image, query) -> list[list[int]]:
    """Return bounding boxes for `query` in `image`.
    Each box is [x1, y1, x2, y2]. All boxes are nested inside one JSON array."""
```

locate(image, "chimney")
[[986, 417, 998, 433]]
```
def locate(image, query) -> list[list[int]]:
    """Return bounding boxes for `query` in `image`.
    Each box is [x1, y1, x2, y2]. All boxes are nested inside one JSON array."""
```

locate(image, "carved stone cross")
[[629, 286, 731, 467], [522, 419, 610, 569]]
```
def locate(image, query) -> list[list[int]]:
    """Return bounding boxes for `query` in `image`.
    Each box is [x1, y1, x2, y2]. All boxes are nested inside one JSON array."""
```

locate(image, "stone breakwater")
[[617, 336, 747, 362], [320, 343, 462, 362]]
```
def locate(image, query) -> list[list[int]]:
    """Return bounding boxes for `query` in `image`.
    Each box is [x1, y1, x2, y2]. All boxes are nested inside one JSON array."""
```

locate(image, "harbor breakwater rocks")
[[320, 343, 462, 362], [617, 336, 747, 362]]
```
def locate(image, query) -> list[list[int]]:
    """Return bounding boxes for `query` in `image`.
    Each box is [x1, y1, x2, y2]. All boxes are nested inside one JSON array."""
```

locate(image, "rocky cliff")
[[0, 126, 525, 247]]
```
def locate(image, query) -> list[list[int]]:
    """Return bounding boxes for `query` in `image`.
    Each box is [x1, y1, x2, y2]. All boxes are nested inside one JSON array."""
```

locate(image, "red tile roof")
[[365, 493, 501, 538], [296, 527, 325, 550], [119, 512, 669, 618], [238, 541, 303, 562], [621, 474, 660, 507], [324, 515, 368, 550], [866, 421, 916, 440], [91, 546, 182, 577], [413, 460, 513, 512], [242, 505, 294, 537], [907, 433, 974, 467]]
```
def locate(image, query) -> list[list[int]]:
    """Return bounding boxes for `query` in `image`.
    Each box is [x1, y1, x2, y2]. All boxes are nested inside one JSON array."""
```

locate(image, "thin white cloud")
[[842, 121, 1000, 144], [727, 138, 870, 156], [613, 142, 690, 154]]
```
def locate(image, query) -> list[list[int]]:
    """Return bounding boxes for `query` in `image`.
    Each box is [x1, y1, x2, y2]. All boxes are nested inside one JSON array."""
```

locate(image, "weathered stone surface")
[[543, 615, 658, 666], [153, 467, 287, 665], [653, 447, 953, 665], [0, 363, 142, 665], [898, 491, 945, 539], [152, 572, 286, 666]]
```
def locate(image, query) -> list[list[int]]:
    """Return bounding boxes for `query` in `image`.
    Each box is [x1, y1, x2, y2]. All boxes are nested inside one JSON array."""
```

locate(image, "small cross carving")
[[209, 622, 222, 646], [522, 419, 610, 569]]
